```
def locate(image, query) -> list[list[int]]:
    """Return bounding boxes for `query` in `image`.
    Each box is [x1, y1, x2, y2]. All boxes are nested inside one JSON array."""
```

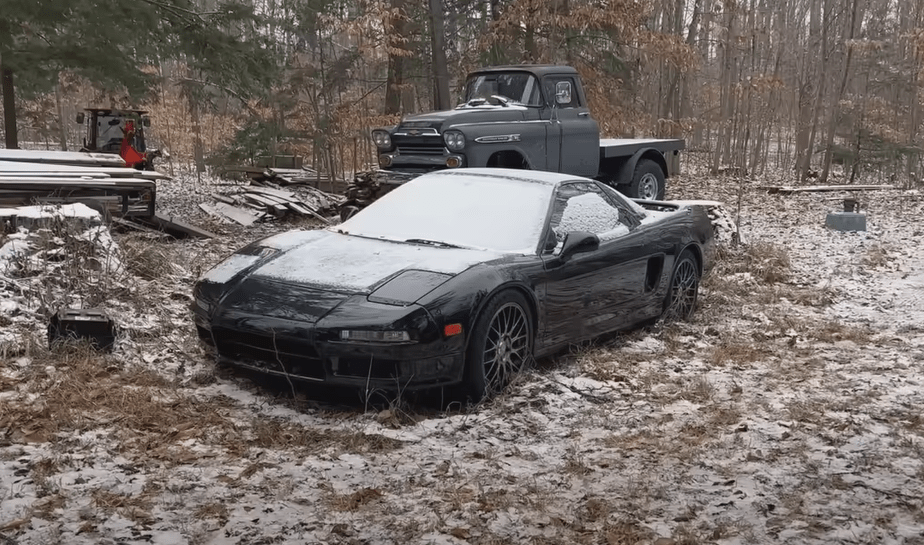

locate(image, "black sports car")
[[192, 168, 714, 401]]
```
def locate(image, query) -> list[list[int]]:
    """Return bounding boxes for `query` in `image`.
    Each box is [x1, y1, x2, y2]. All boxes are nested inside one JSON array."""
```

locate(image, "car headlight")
[[340, 330, 412, 343], [443, 130, 465, 151], [372, 130, 392, 150]]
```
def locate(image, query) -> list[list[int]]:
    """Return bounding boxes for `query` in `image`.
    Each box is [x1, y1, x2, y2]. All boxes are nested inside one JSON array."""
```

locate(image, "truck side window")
[[543, 77, 580, 108]]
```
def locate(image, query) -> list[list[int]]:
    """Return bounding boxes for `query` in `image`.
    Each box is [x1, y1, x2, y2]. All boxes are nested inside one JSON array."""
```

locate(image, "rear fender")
[[611, 149, 669, 185]]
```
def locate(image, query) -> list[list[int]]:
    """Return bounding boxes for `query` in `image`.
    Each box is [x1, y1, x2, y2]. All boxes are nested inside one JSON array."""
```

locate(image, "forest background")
[[2, 0, 924, 188]]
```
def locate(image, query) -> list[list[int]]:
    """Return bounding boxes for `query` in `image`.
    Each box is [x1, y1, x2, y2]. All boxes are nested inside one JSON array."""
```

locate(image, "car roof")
[[419, 168, 588, 187], [469, 65, 579, 78]]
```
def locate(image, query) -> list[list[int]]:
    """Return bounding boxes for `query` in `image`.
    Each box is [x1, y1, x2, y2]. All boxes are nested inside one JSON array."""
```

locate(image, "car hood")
[[400, 104, 530, 130], [215, 231, 502, 321]]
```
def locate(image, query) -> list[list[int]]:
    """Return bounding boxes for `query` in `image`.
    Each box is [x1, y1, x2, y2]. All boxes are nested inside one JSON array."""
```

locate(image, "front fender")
[[416, 264, 540, 348], [452, 120, 551, 170]]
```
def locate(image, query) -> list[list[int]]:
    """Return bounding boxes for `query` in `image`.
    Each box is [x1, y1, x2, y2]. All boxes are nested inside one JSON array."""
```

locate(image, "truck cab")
[[373, 65, 601, 178]]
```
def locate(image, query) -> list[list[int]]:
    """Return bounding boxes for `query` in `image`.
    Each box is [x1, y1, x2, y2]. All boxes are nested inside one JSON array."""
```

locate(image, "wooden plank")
[[247, 185, 298, 201], [147, 213, 219, 239], [287, 201, 332, 224], [211, 193, 236, 205], [199, 202, 263, 226], [765, 184, 895, 194], [242, 193, 289, 215], [0, 172, 111, 179], [0, 149, 127, 167], [0, 160, 170, 180], [111, 217, 173, 238]]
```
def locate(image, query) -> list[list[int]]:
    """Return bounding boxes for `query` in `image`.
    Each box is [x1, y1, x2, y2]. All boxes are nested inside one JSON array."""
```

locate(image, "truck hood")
[[400, 104, 531, 131]]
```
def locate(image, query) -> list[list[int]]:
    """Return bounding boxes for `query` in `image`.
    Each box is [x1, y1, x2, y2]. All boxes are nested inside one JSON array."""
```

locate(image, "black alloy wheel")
[[464, 291, 533, 403], [664, 250, 700, 321]]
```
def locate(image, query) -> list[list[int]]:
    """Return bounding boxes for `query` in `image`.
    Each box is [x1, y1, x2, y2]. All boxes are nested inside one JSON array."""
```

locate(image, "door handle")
[[578, 112, 590, 117]]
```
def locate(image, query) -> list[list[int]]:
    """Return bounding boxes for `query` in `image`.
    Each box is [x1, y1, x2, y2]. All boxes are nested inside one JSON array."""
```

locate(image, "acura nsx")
[[192, 168, 714, 401]]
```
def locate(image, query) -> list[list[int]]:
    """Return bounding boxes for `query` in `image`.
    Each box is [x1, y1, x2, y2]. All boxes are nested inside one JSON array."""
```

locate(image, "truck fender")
[[613, 148, 669, 186]]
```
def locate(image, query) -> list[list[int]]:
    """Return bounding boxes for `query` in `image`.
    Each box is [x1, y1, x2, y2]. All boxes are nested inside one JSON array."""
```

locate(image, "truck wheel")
[[629, 159, 665, 200]]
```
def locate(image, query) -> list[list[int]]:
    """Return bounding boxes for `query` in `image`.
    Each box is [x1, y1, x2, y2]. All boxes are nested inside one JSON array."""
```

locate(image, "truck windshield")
[[463, 73, 541, 106]]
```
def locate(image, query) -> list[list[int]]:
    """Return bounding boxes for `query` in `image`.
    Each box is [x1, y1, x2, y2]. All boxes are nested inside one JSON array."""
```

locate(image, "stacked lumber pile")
[[219, 165, 347, 194], [0, 150, 165, 217], [199, 183, 341, 227]]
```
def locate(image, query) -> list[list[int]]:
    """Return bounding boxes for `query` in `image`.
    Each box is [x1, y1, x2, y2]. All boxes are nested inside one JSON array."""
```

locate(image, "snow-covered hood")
[[399, 103, 530, 132], [250, 231, 497, 292], [202, 230, 502, 321]]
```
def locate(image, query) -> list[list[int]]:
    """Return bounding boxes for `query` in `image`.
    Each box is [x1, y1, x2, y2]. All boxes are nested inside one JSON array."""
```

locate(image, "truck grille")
[[395, 137, 446, 156]]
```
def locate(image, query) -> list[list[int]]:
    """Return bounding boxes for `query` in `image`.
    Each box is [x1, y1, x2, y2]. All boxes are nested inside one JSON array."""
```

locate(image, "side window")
[[548, 182, 629, 250], [543, 77, 581, 108]]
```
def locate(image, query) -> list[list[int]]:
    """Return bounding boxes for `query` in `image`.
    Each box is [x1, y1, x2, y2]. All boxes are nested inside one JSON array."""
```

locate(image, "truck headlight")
[[443, 130, 465, 151], [372, 130, 392, 150]]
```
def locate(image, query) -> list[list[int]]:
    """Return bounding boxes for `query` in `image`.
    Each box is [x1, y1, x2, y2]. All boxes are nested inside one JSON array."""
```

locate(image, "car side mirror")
[[75, 112, 84, 124], [560, 231, 599, 261]]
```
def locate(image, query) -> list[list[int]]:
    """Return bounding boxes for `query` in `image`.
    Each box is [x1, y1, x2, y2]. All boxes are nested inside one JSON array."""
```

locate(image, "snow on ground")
[[1, 162, 923, 544]]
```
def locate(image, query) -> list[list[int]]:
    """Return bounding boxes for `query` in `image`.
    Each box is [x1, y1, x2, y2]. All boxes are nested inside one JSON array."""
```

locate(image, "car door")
[[541, 76, 600, 177], [538, 182, 651, 349]]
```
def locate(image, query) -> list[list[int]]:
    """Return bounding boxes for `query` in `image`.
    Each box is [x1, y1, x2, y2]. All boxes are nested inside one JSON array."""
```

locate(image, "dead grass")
[[718, 242, 791, 284], [680, 375, 714, 403], [328, 487, 384, 511], [118, 234, 179, 281], [707, 405, 743, 427], [709, 340, 775, 367], [861, 243, 892, 269], [786, 399, 827, 424], [91, 489, 155, 524], [2, 341, 404, 466], [575, 347, 649, 383], [193, 501, 229, 523], [767, 315, 874, 345]]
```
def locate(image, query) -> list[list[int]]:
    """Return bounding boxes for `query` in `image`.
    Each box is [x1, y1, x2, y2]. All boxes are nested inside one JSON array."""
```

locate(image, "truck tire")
[[629, 159, 665, 200]]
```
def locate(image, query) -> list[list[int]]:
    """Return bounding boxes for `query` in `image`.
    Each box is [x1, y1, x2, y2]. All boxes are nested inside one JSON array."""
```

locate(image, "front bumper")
[[192, 302, 466, 391], [380, 152, 465, 170]]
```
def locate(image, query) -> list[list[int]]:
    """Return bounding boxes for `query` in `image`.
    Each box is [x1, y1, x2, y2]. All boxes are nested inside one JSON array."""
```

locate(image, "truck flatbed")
[[599, 138, 685, 159]]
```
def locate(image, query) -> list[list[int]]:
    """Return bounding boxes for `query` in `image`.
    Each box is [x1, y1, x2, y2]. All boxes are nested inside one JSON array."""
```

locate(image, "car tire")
[[629, 159, 665, 200], [663, 249, 699, 321], [463, 290, 533, 403]]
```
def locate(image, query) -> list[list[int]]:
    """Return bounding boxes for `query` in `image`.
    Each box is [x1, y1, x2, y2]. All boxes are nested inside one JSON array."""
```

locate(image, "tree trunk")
[[800, 0, 828, 182], [384, 0, 407, 115], [428, 0, 451, 111], [191, 96, 205, 174], [819, 0, 860, 184], [2, 65, 18, 149], [55, 79, 68, 151]]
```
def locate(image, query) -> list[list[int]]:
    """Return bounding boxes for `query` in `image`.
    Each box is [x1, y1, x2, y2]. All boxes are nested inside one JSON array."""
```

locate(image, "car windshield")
[[463, 73, 541, 106], [336, 172, 554, 253]]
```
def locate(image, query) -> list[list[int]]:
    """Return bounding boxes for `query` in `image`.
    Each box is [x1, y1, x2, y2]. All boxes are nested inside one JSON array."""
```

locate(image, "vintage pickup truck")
[[359, 64, 684, 210]]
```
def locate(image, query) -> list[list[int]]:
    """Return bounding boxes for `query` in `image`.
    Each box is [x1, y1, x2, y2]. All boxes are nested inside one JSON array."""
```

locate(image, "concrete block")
[[826, 211, 866, 232]]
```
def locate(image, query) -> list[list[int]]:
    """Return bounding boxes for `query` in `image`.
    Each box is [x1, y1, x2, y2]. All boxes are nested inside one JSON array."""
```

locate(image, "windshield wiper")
[[404, 238, 465, 249]]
